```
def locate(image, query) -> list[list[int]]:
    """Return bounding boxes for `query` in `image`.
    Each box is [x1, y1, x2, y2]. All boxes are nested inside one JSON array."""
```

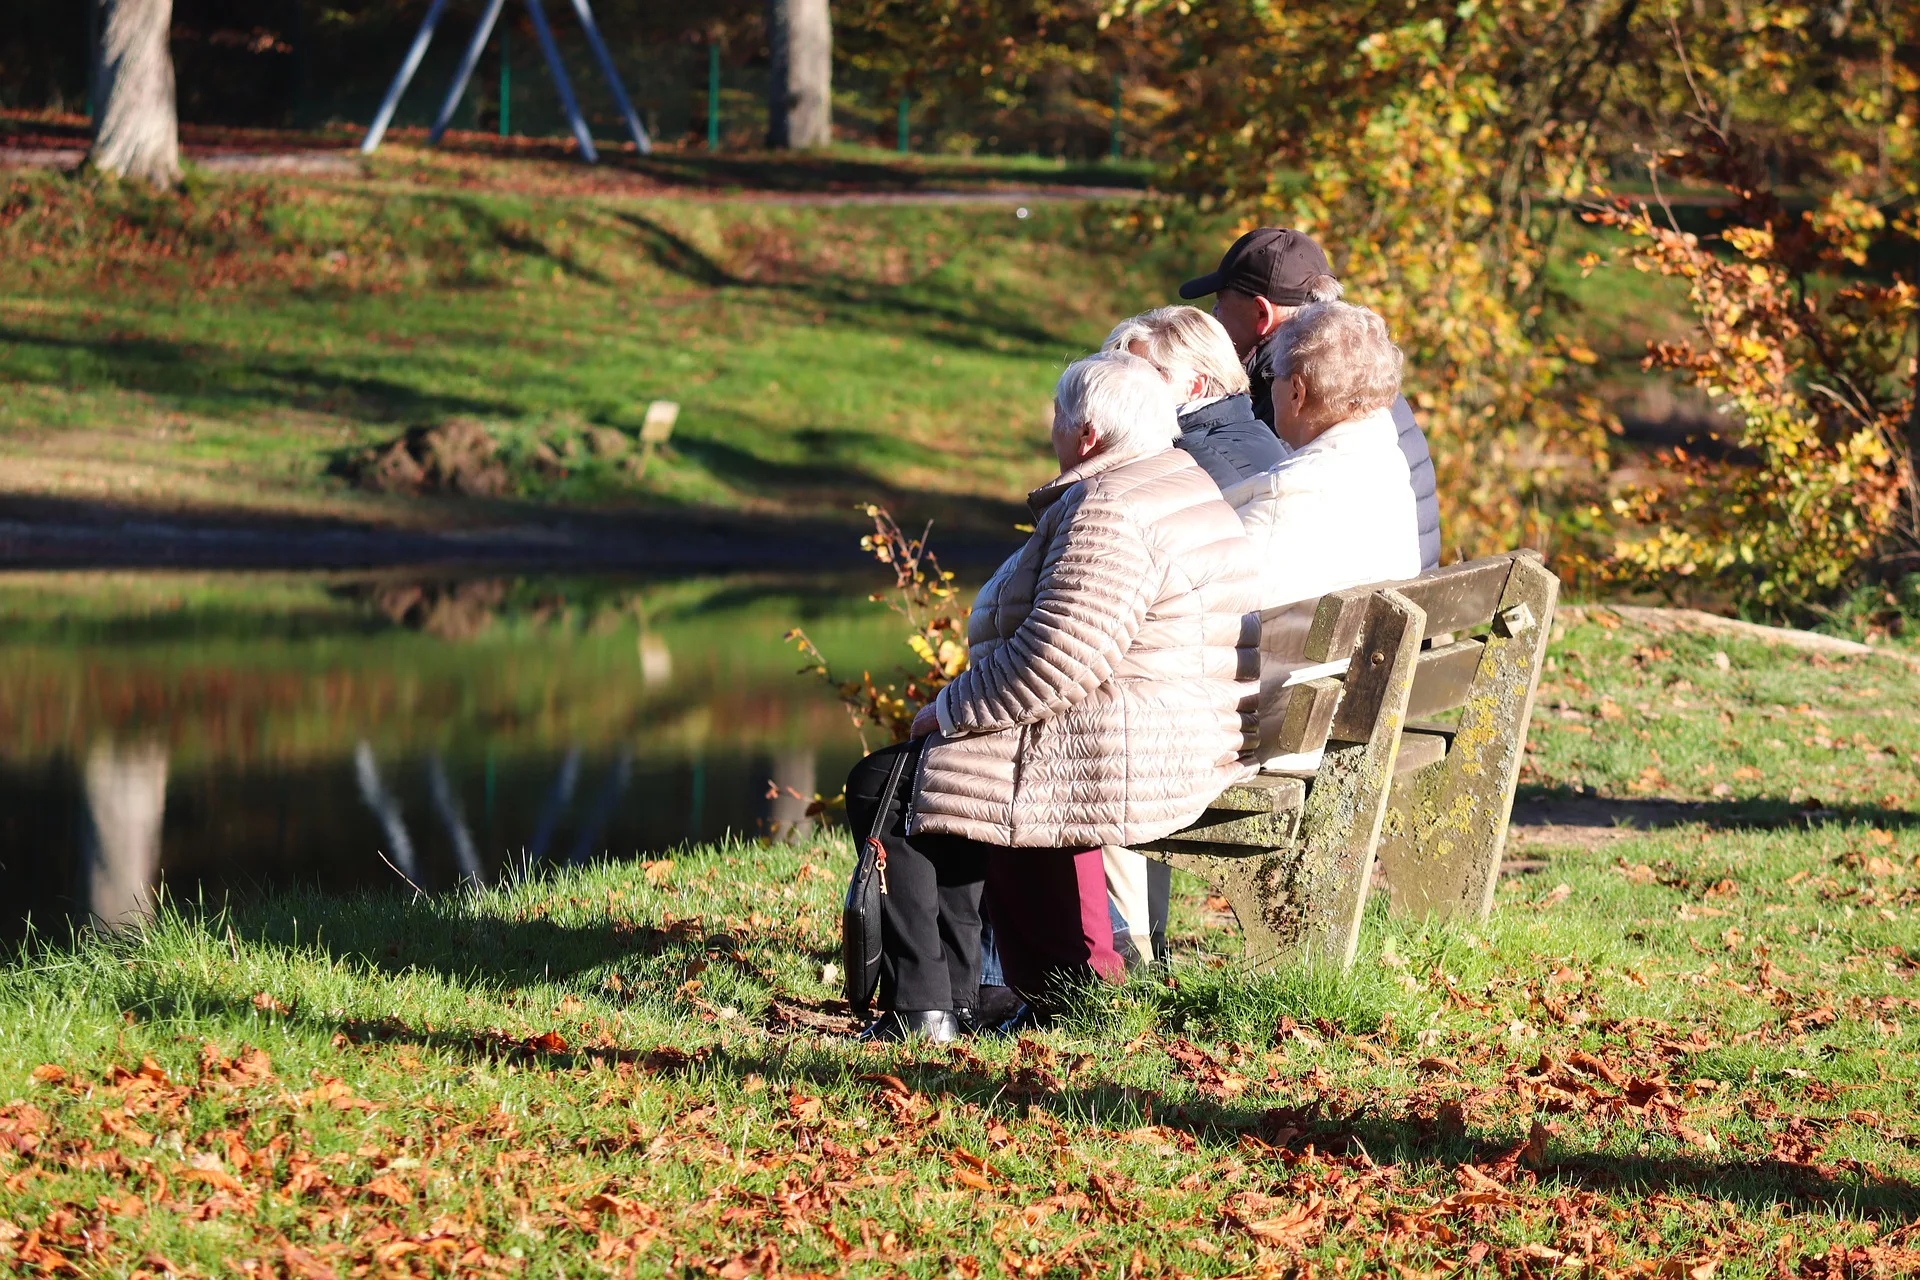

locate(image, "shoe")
[[971, 984, 1024, 1029], [972, 1001, 1046, 1038], [856, 1010, 962, 1043]]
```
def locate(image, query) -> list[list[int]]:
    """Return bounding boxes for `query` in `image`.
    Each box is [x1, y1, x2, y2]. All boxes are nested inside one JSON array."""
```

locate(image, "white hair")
[[1302, 274, 1345, 303], [1099, 305, 1250, 398], [1053, 350, 1179, 461], [1264, 301, 1403, 422]]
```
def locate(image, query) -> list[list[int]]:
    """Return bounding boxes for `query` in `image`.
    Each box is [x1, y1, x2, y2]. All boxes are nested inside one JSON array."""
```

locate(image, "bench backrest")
[[1259, 550, 1549, 765]]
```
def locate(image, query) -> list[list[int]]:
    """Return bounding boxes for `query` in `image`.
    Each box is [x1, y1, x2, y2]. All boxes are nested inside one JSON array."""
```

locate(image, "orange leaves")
[[298, 1076, 379, 1114], [1164, 1037, 1252, 1101], [1224, 1190, 1327, 1249], [359, 1172, 413, 1205], [948, 1149, 997, 1192], [199, 1044, 273, 1090], [251, 991, 292, 1016]]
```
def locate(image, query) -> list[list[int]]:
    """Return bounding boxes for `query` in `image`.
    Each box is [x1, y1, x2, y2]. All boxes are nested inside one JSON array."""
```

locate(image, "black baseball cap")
[[1179, 227, 1333, 304]]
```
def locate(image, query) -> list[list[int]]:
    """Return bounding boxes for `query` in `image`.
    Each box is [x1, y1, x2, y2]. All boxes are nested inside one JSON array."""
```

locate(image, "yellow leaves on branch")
[[1581, 173, 1916, 605]]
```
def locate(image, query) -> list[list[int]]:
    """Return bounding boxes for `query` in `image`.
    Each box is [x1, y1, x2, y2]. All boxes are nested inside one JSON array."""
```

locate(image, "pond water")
[[0, 571, 904, 944]]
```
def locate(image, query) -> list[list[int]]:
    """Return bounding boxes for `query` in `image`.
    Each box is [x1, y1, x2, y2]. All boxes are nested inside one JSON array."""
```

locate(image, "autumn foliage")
[[842, 0, 1920, 611], [787, 505, 969, 749]]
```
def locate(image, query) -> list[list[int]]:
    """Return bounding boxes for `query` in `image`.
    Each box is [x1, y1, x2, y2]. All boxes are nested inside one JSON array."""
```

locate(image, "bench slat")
[[1396, 559, 1516, 636], [1269, 675, 1342, 755], [1395, 729, 1449, 775], [1210, 774, 1308, 813], [1406, 638, 1486, 720], [1297, 555, 1522, 663], [1328, 596, 1419, 743]]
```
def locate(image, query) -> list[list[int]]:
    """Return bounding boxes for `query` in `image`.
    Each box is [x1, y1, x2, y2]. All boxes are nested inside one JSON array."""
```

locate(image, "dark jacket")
[[1248, 346, 1442, 570], [1173, 393, 1285, 493]]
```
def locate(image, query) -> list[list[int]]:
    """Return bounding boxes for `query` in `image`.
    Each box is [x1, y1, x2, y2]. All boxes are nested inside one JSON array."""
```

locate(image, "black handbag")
[[842, 744, 915, 1017]]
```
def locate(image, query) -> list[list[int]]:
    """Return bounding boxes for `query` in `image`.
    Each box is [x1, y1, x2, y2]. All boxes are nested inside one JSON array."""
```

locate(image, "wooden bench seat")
[[1141, 550, 1558, 970]]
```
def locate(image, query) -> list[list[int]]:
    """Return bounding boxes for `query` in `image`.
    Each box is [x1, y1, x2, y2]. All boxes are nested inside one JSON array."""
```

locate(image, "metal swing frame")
[[359, 0, 650, 162]]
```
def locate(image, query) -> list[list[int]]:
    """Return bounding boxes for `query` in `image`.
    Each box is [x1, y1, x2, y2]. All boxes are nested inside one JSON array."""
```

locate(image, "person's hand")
[[909, 703, 941, 739]]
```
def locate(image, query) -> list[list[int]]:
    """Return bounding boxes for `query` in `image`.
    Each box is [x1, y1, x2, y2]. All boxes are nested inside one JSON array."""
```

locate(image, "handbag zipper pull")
[[867, 837, 889, 895]]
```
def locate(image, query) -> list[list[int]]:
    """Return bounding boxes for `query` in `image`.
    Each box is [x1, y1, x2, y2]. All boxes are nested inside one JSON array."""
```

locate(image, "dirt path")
[[0, 145, 1137, 206]]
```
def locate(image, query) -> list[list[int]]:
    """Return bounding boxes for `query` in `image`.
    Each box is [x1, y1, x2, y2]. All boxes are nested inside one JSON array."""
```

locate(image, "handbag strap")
[[864, 742, 917, 896]]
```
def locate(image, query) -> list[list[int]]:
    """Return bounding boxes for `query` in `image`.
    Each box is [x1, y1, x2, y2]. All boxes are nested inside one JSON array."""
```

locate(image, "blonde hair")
[[1265, 301, 1403, 422], [1053, 350, 1179, 461], [1100, 305, 1250, 399]]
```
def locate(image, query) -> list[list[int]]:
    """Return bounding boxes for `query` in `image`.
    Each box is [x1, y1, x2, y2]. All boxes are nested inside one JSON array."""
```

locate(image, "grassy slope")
[[3, 613, 1917, 1278], [0, 150, 1201, 542]]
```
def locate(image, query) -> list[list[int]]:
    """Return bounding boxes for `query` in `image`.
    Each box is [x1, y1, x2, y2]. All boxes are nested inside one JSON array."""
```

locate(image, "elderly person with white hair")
[[1226, 300, 1421, 770], [1101, 305, 1284, 493], [842, 349, 1260, 1041]]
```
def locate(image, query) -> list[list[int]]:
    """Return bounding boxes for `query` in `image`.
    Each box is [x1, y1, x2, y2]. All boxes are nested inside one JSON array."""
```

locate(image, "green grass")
[[3, 613, 1918, 1277], [0, 152, 1200, 541]]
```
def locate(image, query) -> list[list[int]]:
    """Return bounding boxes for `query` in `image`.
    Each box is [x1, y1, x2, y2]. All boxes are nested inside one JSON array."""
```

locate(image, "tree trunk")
[[766, 0, 832, 149], [89, 0, 181, 186]]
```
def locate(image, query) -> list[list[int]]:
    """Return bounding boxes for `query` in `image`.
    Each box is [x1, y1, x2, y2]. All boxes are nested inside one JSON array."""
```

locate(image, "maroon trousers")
[[985, 846, 1125, 1002]]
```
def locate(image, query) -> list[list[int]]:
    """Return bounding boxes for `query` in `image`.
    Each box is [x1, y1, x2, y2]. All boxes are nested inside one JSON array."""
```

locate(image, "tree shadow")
[[610, 210, 1077, 357], [0, 490, 1024, 570], [100, 932, 1920, 1225], [1512, 787, 1920, 836], [0, 324, 517, 425]]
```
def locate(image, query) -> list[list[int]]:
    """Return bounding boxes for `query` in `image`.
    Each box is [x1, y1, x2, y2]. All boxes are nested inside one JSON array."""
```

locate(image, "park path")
[[0, 145, 1134, 205]]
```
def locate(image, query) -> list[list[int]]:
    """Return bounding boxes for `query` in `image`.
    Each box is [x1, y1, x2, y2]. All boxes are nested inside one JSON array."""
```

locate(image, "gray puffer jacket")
[[912, 446, 1261, 849]]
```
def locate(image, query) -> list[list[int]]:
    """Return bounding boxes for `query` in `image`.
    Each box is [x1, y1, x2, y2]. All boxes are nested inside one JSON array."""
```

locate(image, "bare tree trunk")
[[766, 0, 832, 149], [89, 0, 181, 186]]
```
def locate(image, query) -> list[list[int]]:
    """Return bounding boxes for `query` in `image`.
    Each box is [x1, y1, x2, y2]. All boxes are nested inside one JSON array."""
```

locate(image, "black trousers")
[[843, 740, 986, 1013]]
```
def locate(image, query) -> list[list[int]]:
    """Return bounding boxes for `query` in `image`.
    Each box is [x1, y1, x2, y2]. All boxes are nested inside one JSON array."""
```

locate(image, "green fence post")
[[498, 23, 511, 136], [897, 95, 909, 155], [1110, 72, 1122, 162], [707, 42, 720, 150]]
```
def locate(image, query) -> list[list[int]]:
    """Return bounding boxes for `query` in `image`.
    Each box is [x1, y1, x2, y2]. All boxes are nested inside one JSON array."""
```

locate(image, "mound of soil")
[[347, 419, 510, 497]]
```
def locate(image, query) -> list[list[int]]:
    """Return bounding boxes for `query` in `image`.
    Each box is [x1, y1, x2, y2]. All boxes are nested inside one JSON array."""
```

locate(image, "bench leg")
[[1376, 556, 1557, 921], [1154, 589, 1425, 971]]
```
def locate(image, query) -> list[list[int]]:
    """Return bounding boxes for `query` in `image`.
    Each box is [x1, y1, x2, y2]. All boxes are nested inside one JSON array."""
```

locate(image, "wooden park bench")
[[1141, 550, 1558, 970]]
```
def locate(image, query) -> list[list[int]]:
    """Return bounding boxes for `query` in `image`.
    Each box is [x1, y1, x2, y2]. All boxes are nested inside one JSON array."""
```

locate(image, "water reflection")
[[81, 741, 169, 932], [0, 572, 897, 943]]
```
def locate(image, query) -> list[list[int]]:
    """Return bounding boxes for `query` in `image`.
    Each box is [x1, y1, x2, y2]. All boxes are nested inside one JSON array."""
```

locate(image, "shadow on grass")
[[0, 489, 1025, 570], [611, 210, 1075, 357], [104, 938, 1920, 1224], [0, 325, 521, 425], [72, 841, 1916, 1224], [1512, 786, 1920, 835]]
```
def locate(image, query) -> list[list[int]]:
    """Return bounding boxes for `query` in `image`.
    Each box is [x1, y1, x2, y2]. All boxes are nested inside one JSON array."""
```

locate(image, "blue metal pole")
[[565, 0, 650, 154], [427, 0, 508, 145], [522, 0, 597, 162], [360, 0, 453, 154], [897, 95, 909, 155]]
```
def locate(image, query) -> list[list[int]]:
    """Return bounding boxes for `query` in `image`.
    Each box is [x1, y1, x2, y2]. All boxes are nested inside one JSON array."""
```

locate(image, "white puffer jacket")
[[911, 446, 1261, 848]]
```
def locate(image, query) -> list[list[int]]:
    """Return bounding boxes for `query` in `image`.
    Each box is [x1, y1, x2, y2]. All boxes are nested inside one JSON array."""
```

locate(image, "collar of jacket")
[[1027, 445, 1164, 518], [1177, 392, 1256, 434], [1292, 404, 1398, 456]]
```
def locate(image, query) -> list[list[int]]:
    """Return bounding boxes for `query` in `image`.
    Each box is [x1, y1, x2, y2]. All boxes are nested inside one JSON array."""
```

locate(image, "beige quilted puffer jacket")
[[912, 446, 1261, 848]]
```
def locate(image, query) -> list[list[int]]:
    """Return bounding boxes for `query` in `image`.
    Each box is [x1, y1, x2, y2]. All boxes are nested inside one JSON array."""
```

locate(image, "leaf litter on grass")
[[1, 620, 1919, 1278]]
